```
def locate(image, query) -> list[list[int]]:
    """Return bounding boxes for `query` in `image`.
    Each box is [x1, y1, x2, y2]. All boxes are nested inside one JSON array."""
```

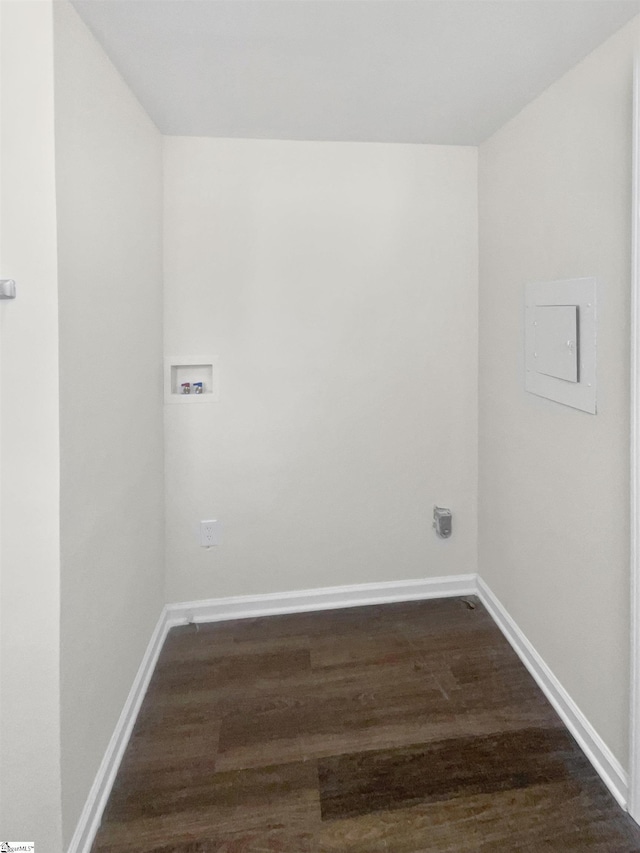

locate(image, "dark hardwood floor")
[[91, 597, 640, 852]]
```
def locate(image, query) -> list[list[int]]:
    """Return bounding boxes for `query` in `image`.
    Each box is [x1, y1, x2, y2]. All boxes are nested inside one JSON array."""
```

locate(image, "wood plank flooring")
[[91, 597, 640, 852]]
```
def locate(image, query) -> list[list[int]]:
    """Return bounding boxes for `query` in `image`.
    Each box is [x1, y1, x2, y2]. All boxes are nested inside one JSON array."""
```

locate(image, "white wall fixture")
[[199, 519, 220, 548], [164, 355, 219, 404], [525, 277, 597, 413], [0, 278, 16, 298]]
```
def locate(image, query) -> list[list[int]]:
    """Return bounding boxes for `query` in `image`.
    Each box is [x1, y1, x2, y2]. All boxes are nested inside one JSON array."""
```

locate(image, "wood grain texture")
[[91, 597, 640, 852]]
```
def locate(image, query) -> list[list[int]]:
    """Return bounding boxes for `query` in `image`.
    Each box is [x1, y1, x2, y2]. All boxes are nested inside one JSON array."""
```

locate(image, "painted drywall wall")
[[0, 0, 63, 848], [53, 2, 164, 843], [479, 17, 638, 769], [164, 138, 478, 602]]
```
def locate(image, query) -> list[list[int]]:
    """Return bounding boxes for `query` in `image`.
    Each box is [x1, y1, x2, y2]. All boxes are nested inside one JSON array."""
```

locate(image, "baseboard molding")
[[165, 574, 478, 627], [68, 574, 475, 852], [477, 576, 629, 809], [69, 571, 630, 852], [67, 605, 172, 853]]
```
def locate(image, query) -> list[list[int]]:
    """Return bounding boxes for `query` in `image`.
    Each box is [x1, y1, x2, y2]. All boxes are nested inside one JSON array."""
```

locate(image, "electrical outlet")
[[200, 519, 220, 547]]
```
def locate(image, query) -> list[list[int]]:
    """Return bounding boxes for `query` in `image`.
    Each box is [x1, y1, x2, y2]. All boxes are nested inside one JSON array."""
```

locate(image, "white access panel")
[[525, 278, 596, 413], [534, 305, 578, 382]]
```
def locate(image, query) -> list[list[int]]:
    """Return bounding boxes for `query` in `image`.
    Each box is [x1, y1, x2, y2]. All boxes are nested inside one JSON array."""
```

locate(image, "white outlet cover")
[[200, 519, 221, 547]]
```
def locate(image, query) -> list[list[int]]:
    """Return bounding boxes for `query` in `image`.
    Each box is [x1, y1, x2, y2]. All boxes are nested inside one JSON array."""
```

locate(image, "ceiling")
[[71, 0, 640, 145]]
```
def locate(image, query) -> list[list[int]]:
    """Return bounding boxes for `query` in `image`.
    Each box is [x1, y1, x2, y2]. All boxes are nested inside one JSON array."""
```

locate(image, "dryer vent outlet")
[[433, 506, 452, 539]]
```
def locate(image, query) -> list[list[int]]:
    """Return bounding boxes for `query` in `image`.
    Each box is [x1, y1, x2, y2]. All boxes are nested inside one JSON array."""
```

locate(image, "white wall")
[[479, 17, 638, 769], [164, 138, 478, 603], [53, 2, 164, 844], [5, 6, 635, 843], [0, 1, 63, 848]]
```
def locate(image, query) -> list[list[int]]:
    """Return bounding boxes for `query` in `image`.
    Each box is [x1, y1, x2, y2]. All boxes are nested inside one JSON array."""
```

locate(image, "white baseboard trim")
[[165, 574, 478, 627], [67, 605, 172, 853], [68, 574, 475, 852], [477, 576, 629, 809], [69, 571, 630, 853]]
